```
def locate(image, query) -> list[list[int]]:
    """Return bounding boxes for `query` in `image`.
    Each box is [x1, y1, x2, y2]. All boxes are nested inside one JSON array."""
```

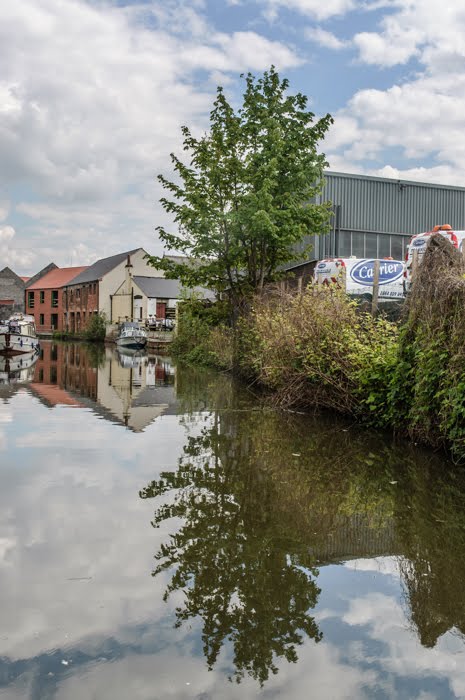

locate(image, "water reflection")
[[141, 371, 465, 686], [1, 346, 465, 697], [4, 340, 177, 431]]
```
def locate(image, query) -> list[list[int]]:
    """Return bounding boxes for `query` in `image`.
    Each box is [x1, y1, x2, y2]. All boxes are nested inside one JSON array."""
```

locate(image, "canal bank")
[[174, 235, 465, 462]]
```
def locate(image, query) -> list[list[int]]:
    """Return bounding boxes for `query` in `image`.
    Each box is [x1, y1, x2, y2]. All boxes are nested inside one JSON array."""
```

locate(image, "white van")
[[405, 224, 465, 289], [313, 257, 405, 300]]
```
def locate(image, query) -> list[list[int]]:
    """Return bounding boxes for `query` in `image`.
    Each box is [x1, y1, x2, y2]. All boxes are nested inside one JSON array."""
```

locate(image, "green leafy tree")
[[147, 66, 333, 311], [83, 312, 107, 342]]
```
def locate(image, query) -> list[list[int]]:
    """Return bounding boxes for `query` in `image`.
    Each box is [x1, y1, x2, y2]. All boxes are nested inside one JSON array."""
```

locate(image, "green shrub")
[[83, 312, 107, 342]]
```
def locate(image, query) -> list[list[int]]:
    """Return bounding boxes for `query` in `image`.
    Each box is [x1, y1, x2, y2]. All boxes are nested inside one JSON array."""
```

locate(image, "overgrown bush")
[[389, 235, 465, 459], [239, 285, 398, 419]]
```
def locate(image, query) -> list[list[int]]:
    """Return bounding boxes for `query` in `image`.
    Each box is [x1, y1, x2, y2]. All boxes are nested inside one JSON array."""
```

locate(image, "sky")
[[2, 0, 465, 274]]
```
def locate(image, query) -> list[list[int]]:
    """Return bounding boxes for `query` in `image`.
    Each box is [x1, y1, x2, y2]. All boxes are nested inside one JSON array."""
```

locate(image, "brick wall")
[[63, 282, 99, 332]]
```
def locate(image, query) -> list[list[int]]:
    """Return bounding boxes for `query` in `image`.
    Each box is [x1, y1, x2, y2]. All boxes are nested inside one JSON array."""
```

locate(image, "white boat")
[[0, 314, 40, 356], [115, 321, 148, 350], [116, 347, 147, 368], [0, 350, 39, 385]]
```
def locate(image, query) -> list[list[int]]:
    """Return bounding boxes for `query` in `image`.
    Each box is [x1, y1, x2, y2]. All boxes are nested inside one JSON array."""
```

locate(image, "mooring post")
[[372, 259, 380, 317], [412, 249, 419, 279]]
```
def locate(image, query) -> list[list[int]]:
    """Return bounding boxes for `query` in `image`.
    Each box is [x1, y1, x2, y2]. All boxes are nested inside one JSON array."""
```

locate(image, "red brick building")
[[25, 266, 87, 333]]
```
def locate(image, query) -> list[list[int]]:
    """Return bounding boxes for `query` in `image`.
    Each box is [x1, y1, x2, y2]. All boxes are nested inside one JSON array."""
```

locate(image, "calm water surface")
[[1, 341, 465, 699]]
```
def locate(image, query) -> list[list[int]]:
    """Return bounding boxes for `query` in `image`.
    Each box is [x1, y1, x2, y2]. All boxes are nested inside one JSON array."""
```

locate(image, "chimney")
[[125, 254, 133, 294]]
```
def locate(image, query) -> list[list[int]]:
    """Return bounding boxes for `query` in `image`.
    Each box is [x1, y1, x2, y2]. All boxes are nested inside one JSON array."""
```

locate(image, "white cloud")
[[260, 0, 355, 21], [326, 2, 465, 186], [344, 556, 401, 577], [0, 0, 302, 274], [0, 225, 15, 243], [305, 27, 349, 50], [343, 593, 465, 698]]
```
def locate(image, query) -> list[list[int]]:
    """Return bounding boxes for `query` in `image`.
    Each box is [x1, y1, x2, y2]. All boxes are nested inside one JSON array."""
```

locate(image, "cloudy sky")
[[2, 0, 465, 274]]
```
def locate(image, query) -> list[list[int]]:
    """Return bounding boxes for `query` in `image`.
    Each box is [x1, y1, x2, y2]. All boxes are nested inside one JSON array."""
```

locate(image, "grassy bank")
[[174, 236, 465, 461]]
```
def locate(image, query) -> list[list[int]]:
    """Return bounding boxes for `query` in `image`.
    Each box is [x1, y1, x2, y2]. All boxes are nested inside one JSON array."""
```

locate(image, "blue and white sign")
[[412, 237, 427, 248], [313, 258, 405, 299], [346, 258, 405, 299], [349, 260, 404, 286]]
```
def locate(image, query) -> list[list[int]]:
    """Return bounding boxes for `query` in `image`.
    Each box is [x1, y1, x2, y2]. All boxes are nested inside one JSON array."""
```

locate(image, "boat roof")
[[9, 314, 36, 323]]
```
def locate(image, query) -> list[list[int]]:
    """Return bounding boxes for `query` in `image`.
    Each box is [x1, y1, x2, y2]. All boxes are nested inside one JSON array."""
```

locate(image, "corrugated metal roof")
[[133, 276, 214, 299], [133, 276, 182, 298], [67, 249, 142, 286], [27, 266, 88, 290]]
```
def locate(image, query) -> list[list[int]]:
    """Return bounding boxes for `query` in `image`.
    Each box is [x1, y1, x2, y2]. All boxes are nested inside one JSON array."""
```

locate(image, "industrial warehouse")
[[287, 171, 465, 280]]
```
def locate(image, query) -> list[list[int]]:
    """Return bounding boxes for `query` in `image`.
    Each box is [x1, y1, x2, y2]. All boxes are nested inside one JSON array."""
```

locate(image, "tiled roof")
[[29, 383, 83, 407], [27, 266, 88, 290], [67, 249, 143, 286], [19, 276, 30, 283]]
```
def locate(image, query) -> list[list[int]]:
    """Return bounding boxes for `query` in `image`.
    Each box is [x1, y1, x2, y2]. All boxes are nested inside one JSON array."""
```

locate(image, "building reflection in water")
[[28, 340, 176, 431]]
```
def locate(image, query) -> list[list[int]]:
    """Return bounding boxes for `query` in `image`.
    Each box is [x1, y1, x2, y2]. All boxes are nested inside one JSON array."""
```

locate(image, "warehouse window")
[[365, 233, 378, 258]]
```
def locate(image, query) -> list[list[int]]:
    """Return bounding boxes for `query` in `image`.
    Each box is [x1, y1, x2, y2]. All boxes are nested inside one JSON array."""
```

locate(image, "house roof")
[[0, 267, 26, 284], [67, 249, 143, 286], [27, 266, 88, 290], [19, 276, 30, 283], [133, 276, 182, 299], [133, 276, 214, 300]]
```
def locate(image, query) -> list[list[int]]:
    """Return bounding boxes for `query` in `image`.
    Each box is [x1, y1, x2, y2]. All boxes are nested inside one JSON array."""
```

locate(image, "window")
[[51, 314, 58, 330], [391, 236, 404, 260], [365, 233, 378, 258], [352, 232, 365, 258], [76, 288, 80, 299], [27, 291, 34, 309], [40, 291, 45, 304], [39, 314, 44, 325], [51, 290, 58, 308], [51, 344, 58, 361], [378, 234, 391, 258], [338, 231, 352, 257]]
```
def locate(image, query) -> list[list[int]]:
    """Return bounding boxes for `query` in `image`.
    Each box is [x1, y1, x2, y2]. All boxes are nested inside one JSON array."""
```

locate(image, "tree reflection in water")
[[140, 412, 322, 684], [141, 368, 465, 684]]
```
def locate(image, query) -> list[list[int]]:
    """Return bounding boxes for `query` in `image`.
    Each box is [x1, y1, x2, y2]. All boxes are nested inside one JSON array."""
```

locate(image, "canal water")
[[1, 341, 465, 699]]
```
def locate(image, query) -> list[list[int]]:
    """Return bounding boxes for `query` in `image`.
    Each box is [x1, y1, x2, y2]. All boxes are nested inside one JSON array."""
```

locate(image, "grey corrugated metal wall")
[[319, 173, 465, 234], [289, 172, 465, 267]]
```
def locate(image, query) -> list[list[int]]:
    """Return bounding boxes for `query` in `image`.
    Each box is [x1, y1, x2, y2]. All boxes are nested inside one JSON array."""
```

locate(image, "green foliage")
[[388, 235, 465, 459], [239, 286, 398, 419], [147, 66, 333, 309], [83, 312, 107, 342], [52, 330, 74, 340], [171, 296, 233, 367]]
